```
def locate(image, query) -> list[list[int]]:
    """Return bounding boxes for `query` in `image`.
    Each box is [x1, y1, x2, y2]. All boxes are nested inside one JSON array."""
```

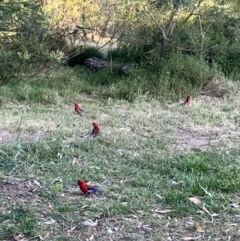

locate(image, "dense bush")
[[159, 52, 215, 87], [107, 44, 153, 63], [0, 0, 58, 84], [173, 4, 240, 81]]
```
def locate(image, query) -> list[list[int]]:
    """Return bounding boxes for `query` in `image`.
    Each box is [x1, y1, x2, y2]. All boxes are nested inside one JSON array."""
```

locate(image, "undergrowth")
[[0, 56, 219, 105]]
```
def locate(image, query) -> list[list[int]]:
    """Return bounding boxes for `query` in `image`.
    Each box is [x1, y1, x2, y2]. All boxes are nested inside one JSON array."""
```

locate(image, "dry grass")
[[2, 88, 239, 151], [0, 80, 240, 240]]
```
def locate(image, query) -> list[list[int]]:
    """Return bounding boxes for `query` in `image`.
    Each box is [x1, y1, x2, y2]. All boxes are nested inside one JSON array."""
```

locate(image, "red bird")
[[74, 103, 84, 115], [183, 96, 191, 107], [77, 179, 99, 194], [91, 121, 100, 137]]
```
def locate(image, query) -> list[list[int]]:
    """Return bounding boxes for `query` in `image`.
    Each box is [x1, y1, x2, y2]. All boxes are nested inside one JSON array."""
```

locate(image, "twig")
[[98, 31, 119, 51]]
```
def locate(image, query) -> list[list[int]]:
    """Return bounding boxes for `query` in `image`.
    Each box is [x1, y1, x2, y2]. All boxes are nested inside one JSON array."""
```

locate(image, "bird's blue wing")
[[87, 186, 99, 194]]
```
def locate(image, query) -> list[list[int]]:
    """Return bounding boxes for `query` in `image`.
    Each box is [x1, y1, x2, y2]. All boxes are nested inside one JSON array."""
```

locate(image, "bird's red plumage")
[[91, 122, 100, 137], [74, 103, 84, 114], [77, 179, 88, 194], [183, 96, 191, 106], [77, 179, 99, 194], [93, 122, 99, 132]]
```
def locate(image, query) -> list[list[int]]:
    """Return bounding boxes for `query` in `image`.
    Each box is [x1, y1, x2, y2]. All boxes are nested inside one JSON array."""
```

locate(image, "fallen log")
[[83, 56, 129, 75], [83, 56, 109, 70]]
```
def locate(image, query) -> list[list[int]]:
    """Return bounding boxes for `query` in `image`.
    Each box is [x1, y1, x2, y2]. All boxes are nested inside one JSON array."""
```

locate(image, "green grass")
[[0, 53, 222, 105], [0, 69, 240, 240], [0, 205, 38, 238]]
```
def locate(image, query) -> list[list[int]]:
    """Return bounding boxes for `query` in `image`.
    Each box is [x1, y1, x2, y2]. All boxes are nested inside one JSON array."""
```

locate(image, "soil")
[[0, 129, 45, 144]]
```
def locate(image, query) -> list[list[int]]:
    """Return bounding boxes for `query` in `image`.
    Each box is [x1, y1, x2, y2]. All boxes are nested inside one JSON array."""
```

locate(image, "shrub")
[[146, 51, 216, 97], [107, 44, 153, 63]]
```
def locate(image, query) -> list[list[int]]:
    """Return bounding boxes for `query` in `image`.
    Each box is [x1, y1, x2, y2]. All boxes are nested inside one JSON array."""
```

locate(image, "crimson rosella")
[[91, 121, 100, 137], [183, 96, 191, 107], [77, 179, 99, 194], [74, 103, 84, 115]]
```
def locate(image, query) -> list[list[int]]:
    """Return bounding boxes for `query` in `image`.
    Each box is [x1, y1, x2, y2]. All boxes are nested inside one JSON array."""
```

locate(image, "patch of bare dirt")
[[0, 178, 41, 202], [0, 129, 45, 144], [171, 125, 240, 152], [171, 128, 219, 152]]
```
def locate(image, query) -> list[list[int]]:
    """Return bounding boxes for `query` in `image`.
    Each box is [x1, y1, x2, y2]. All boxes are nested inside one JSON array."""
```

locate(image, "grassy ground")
[[0, 72, 240, 240]]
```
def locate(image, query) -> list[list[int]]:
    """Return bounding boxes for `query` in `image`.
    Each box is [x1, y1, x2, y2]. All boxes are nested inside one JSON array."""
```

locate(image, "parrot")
[[91, 121, 100, 137], [77, 179, 99, 194], [74, 103, 84, 115], [183, 96, 191, 107]]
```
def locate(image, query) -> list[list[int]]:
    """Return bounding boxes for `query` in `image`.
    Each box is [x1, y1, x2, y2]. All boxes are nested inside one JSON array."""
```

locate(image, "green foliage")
[[212, 43, 240, 80], [156, 152, 240, 207], [67, 46, 105, 66], [160, 51, 215, 87], [0, 0, 239, 101], [0, 0, 62, 84], [0, 206, 38, 238], [114, 0, 240, 81], [43, 0, 103, 37], [0, 56, 215, 104], [0, 144, 22, 173], [0, 69, 87, 104], [153, 0, 197, 9], [0, 156, 16, 172], [108, 44, 153, 63], [174, 3, 240, 80]]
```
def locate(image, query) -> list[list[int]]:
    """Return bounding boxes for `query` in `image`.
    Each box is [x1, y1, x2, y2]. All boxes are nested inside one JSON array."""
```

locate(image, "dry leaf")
[[119, 127, 131, 132], [117, 149, 123, 156], [44, 218, 56, 225], [138, 222, 152, 231], [80, 205, 88, 210], [68, 226, 77, 232], [171, 180, 184, 185], [106, 226, 113, 233], [226, 223, 237, 226], [82, 220, 98, 227], [154, 209, 173, 214], [137, 222, 143, 228], [202, 203, 218, 217], [189, 199, 218, 222], [194, 223, 205, 233], [155, 194, 163, 199], [230, 203, 239, 208], [48, 202, 54, 210], [72, 158, 77, 165], [189, 197, 202, 206], [87, 234, 94, 241], [13, 234, 23, 241], [52, 178, 63, 183], [142, 225, 152, 231], [133, 152, 140, 157], [199, 185, 212, 197], [33, 179, 41, 187], [182, 236, 201, 240]]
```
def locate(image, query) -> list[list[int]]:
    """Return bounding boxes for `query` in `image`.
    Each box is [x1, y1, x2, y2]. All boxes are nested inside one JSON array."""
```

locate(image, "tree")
[[42, 0, 119, 49], [0, 0, 56, 83]]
